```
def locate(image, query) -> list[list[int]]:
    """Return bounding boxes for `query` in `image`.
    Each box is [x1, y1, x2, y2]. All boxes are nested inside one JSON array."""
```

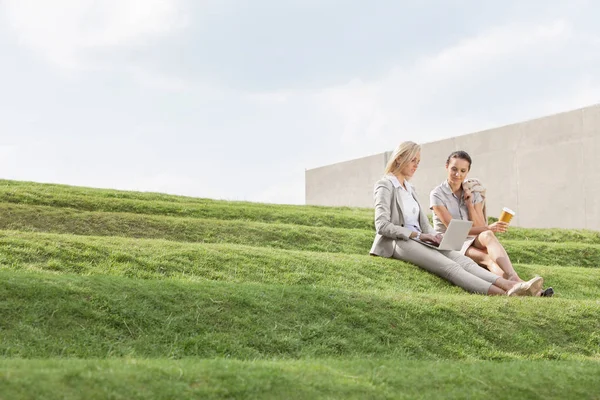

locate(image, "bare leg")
[[465, 245, 507, 278], [487, 277, 525, 296], [471, 237, 543, 296], [493, 277, 520, 291], [443, 250, 523, 296], [473, 231, 522, 282], [487, 285, 506, 295]]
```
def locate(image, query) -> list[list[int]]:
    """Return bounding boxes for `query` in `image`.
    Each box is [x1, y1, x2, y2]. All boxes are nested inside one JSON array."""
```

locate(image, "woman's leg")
[[472, 231, 521, 281], [470, 235, 544, 295], [445, 250, 544, 296], [465, 245, 507, 278], [443, 250, 520, 293], [392, 239, 505, 295]]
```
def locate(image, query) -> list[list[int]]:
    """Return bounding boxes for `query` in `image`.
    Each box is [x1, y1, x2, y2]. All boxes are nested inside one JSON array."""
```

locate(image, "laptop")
[[411, 219, 473, 251]]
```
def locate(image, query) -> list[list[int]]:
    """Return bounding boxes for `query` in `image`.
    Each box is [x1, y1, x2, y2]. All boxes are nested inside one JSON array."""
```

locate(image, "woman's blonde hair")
[[384, 141, 421, 176]]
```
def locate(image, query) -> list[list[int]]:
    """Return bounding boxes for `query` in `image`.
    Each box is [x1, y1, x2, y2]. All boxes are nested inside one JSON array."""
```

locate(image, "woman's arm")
[[431, 204, 453, 229], [373, 181, 417, 240], [464, 193, 508, 234], [432, 203, 490, 236], [463, 189, 488, 234], [467, 201, 487, 227]]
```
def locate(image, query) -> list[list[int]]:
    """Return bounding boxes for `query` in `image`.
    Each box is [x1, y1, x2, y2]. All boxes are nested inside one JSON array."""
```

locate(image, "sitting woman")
[[370, 141, 543, 296], [430, 150, 552, 296]]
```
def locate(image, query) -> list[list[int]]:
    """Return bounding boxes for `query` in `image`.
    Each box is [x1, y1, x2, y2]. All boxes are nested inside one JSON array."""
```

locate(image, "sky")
[[1, 0, 599, 204]]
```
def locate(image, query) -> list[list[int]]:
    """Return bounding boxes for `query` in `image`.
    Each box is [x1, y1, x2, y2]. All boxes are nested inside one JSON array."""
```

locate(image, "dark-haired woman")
[[429, 151, 552, 296]]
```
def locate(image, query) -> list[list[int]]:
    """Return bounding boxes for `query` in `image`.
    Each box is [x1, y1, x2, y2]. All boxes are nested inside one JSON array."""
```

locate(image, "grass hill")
[[0, 179, 598, 399]]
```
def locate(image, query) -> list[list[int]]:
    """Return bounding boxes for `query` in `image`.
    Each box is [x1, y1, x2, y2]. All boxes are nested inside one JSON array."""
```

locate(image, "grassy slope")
[[1, 180, 599, 399], [1, 231, 599, 298], [1, 205, 600, 268], [0, 203, 374, 254], [1, 359, 599, 400], [0, 180, 373, 229], [1, 270, 599, 360], [2, 180, 600, 244]]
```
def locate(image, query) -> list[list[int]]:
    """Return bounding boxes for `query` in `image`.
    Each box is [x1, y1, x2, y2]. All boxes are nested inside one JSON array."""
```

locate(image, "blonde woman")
[[370, 141, 543, 296]]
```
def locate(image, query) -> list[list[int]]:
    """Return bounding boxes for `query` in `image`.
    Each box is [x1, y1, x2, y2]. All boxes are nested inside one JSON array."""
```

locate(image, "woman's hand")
[[420, 233, 443, 244], [488, 221, 508, 233], [463, 187, 473, 203]]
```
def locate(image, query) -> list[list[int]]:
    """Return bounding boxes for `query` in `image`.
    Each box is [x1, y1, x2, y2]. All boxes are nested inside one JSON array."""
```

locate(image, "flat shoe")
[[526, 276, 544, 296], [507, 282, 528, 296], [541, 287, 554, 297], [507, 276, 543, 297]]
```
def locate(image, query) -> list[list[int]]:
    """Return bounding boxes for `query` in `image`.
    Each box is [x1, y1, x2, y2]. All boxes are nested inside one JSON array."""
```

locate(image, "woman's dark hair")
[[446, 150, 472, 170]]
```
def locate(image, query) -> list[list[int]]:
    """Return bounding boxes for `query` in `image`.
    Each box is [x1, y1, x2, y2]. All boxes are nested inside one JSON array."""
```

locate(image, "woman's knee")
[[438, 262, 484, 292], [478, 230, 497, 245], [438, 262, 463, 280], [453, 252, 480, 267]]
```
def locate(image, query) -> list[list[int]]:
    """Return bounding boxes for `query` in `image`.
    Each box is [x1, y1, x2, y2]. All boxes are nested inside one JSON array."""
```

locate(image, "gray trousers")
[[392, 239, 499, 294]]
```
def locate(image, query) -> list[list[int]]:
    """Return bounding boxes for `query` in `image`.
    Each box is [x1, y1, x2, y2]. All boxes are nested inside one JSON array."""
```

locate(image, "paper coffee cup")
[[499, 207, 515, 224]]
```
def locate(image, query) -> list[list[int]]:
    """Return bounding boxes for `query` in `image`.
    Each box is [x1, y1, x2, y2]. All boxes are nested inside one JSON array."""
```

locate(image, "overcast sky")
[[1, 0, 599, 204]]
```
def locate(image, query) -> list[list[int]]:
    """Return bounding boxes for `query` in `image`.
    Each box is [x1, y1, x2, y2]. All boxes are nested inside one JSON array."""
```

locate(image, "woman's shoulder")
[[374, 176, 393, 188], [429, 181, 446, 196]]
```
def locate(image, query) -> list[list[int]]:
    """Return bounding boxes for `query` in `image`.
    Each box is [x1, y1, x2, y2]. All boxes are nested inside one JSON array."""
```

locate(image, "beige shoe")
[[526, 276, 544, 296], [507, 282, 528, 296], [507, 276, 543, 297]]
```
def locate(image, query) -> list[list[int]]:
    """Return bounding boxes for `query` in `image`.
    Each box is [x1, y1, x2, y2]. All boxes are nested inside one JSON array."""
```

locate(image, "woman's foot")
[[526, 276, 544, 296], [506, 282, 529, 296], [507, 276, 544, 297]]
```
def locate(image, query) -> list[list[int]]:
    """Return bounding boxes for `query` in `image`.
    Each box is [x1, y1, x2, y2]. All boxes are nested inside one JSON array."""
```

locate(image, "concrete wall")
[[305, 153, 388, 208], [305, 104, 600, 230]]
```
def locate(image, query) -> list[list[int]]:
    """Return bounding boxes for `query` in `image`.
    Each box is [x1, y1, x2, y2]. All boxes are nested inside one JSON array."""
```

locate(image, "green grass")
[[501, 228, 600, 244], [1, 358, 599, 400], [1, 205, 600, 269], [500, 240, 600, 268], [0, 180, 374, 229], [1, 180, 600, 398], [0, 203, 373, 254], [1, 230, 599, 298], [4, 180, 600, 244], [1, 270, 599, 360]]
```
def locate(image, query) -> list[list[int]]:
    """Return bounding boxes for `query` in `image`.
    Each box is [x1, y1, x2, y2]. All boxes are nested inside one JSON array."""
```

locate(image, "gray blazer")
[[370, 176, 436, 258]]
